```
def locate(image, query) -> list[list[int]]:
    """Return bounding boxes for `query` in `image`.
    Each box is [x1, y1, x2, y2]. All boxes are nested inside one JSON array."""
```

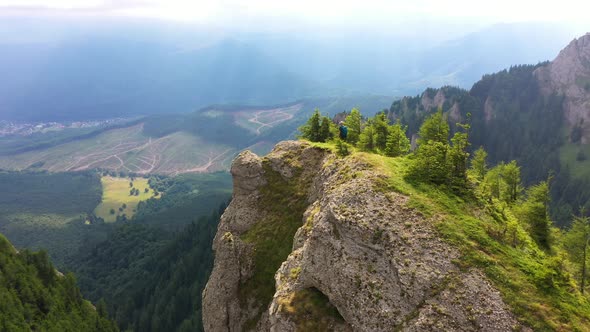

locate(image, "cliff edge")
[[202, 141, 527, 331]]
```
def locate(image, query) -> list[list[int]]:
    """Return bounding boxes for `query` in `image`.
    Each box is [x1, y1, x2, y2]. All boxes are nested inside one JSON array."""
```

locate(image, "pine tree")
[[298, 109, 322, 142], [410, 108, 450, 184], [503, 161, 522, 203], [470, 147, 488, 181], [411, 141, 449, 184], [345, 108, 362, 145], [564, 209, 590, 294], [564, 210, 590, 293], [417, 107, 449, 145], [447, 123, 470, 188], [384, 120, 410, 157], [358, 120, 376, 152], [373, 113, 389, 151], [319, 116, 333, 142], [518, 181, 552, 250]]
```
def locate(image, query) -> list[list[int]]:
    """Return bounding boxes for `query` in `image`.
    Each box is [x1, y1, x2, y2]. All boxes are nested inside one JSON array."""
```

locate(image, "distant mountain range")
[[0, 20, 584, 121]]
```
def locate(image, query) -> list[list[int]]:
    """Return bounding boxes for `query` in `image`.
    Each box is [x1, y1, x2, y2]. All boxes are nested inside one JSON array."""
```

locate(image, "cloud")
[[0, 0, 588, 25]]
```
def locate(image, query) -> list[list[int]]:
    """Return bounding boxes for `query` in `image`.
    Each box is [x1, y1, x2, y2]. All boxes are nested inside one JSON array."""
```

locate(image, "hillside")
[[0, 233, 117, 331], [0, 96, 391, 175], [202, 140, 590, 331], [386, 33, 590, 226]]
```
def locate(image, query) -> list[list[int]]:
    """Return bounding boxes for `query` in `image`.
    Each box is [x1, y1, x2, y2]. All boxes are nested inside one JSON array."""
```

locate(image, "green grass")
[[94, 176, 158, 222], [363, 153, 590, 331]]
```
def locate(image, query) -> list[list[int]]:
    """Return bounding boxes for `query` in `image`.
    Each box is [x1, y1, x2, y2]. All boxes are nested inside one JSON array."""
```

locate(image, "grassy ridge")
[[364, 153, 590, 331]]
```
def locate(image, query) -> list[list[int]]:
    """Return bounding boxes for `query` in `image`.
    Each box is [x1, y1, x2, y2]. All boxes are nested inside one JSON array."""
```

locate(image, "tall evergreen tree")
[[373, 113, 389, 151], [564, 210, 590, 293], [319, 116, 333, 142], [299, 109, 322, 142], [470, 147, 488, 181], [345, 108, 362, 145], [384, 120, 410, 157], [417, 107, 449, 145], [359, 120, 376, 152], [518, 181, 552, 250], [447, 123, 470, 188], [503, 161, 522, 203]]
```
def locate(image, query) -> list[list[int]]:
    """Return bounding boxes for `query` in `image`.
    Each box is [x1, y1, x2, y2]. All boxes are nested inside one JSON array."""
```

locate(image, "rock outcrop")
[[203, 141, 526, 331], [534, 33, 590, 142]]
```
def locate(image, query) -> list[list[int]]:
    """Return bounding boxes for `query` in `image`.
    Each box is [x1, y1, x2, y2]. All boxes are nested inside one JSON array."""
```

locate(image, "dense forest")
[[133, 173, 231, 229], [0, 233, 117, 331], [0, 169, 231, 331], [71, 207, 223, 332], [386, 64, 585, 226]]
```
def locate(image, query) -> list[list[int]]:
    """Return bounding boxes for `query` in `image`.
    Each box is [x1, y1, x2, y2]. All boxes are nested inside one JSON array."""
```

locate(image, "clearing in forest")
[[94, 176, 159, 222]]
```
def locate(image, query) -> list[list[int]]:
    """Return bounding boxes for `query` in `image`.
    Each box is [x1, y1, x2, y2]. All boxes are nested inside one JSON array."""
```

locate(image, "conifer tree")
[[417, 107, 449, 145], [319, 116, 333, 142], [373, 113, 389, 151], [359, 120, 376, 152], [298, 108, 322, 142], [384, 120, 410, 157], [564, 210, 590, 293], [345, 108, 362, 145], [503, 161, 522, 203], [470, 147, 488, 181], [518, 181, 552, 250], [447, 123, 470, 188]]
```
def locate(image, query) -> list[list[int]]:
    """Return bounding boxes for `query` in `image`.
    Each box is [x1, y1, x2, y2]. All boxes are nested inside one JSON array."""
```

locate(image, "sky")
[[1, 0, 589, 25]]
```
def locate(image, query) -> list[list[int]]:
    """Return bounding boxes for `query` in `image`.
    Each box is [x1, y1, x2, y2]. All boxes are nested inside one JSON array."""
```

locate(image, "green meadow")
[[94, 176, 159, 222]]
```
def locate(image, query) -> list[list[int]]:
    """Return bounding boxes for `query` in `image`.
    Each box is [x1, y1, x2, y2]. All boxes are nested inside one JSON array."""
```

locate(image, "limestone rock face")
[[203, 140, 526, 332], [534, 33, 590, 142]]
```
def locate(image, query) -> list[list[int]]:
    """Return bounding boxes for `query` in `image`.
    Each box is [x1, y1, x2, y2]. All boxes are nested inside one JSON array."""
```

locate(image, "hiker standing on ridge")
[[339, 121, 348, 140]]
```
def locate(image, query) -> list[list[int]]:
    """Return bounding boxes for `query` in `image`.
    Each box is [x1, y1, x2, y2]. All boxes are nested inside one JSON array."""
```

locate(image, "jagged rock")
[[203, 140, 527, 332], [534, 33, 590, 142]]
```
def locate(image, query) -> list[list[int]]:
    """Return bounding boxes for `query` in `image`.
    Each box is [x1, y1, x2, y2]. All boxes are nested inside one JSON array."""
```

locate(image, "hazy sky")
[[1, 0, 588, 25]]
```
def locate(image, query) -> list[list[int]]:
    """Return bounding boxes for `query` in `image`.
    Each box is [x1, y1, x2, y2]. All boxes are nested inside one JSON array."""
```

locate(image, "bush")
[[336, 140, 350, 157]]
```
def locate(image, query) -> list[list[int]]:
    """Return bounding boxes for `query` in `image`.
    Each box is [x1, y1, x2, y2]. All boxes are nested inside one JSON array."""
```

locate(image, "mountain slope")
[[386, 33, 590, 226], [202, 141, 590, 331], [0, 233, 117, 331]]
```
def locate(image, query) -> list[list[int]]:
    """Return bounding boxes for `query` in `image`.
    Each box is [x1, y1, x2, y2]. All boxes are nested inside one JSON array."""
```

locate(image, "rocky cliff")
[[202, 141, 526, 331], [534, 33, 590, 142]]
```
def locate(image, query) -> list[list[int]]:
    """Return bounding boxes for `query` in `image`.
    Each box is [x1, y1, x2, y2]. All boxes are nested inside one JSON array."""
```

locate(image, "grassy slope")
[[0, 125, 234, 175], [362, 152, 590, 331], [303, 141, 590, 330], [94, 176, 158, 222]]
